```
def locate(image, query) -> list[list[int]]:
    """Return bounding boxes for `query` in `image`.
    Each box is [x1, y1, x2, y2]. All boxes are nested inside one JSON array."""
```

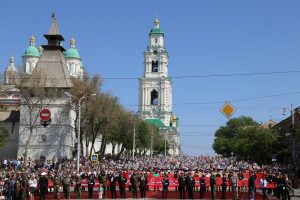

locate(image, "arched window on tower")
[[152, 61, 158, 72], [151, 90, 158, 105]]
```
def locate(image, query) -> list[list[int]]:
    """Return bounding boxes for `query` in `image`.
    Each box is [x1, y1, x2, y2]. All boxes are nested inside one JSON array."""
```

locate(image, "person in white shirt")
[[260, 175, 268, 200], [29, 175, 37, 200]]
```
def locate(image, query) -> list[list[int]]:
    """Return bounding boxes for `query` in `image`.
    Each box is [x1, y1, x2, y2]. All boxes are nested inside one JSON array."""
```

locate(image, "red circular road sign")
[[40, 108, 51, 121]]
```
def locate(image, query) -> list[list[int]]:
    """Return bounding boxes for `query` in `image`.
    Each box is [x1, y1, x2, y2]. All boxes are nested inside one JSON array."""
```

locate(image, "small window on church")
[[151, 90, 158, 105], [155, 38, 158, 44], [152, 61, 158, 72]]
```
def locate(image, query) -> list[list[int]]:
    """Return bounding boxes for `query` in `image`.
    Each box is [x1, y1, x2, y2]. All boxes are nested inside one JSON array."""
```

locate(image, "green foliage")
[[71, 73, 167, 158], [0, 126, 8, 148], [213, 116, 279, 164]]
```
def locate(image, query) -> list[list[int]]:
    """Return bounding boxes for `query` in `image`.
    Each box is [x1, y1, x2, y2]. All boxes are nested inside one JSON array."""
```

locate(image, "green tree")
[[70, 73, 102, 156], [213, 116, 279, 164]]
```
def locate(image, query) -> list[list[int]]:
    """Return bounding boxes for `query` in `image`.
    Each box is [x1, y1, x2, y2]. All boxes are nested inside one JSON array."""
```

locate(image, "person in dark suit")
[[162, 174, 169, 199], [139, 172, 148, 198], [199, 174, 206, 199], [248, 171, 256, 200], [186, 172, 195, 199], [87, 173, 96, 199], [39, 172, 48, 200], [108, 172, 117, 199], [118, 172, 127, 199], [178, 172, 186, 199], [221, 173, 227, 199]]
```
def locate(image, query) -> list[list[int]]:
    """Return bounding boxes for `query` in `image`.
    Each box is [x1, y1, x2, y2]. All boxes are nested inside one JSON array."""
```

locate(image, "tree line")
[[212, 116, 297, 165]]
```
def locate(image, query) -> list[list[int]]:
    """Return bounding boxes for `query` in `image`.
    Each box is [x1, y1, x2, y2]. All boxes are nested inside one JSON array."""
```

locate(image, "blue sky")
[[0, 1, 300, 155]]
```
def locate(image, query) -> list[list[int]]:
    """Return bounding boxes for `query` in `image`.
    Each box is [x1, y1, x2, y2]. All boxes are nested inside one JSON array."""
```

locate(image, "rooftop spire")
[[43, 12, 65, 51], [48, 12, 60, 35], [10, 54, 14, 63], [30, 35, 35, 46], [70, 37, 75, 48], [154, 16, 159, 28]]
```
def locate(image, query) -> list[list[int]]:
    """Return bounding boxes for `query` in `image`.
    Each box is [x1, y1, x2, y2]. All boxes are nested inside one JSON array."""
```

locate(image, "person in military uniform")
[[130, 170, 139, 198], [186, 172, 195, 199], [210, 172, 217, 200], [199, 174, 206, 199], [118, 172, 127, 199], [15, 174, 21, 200], [98, 170, 107, 199], [21, 173, 29, 200], [230, 171, 238, 200], [74, 174, 82, 199], [53, 172, 61, 200], [139, 172, 148, 198], [62, 173, 71, 200], [178, 171, 186, 199]]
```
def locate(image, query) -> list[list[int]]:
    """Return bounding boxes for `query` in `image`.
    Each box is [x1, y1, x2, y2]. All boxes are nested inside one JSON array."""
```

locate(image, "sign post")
[[91, 154, 98, 162], [40, 108, 51, 127], [220, 102, 235, 119]]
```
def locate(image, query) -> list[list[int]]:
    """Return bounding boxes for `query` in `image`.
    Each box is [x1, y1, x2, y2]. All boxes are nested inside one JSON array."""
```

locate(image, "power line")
[[1, 69, 300, 80], [124, 91, 300, 107], [170, 70, 300, 79]]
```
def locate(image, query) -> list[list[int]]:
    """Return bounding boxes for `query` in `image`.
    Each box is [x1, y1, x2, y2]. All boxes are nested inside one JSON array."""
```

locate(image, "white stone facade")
[[138, 17, 180, 155], [17, 98, 76, 160]]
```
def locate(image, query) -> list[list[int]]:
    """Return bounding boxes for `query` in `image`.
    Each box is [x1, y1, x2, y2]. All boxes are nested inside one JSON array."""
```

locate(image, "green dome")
[[150, 27, 164, 35], [23, 45, 40, 57], [65, 47, 81, 59]]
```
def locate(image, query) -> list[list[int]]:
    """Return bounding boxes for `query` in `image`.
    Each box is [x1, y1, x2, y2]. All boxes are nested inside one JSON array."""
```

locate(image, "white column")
[[143, 87, 146, 111], [161, 87, 165, 111], [145, 87, 148, 111]]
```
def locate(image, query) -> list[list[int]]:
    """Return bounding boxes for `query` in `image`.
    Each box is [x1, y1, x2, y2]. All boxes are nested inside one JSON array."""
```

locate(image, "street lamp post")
[[65, 92, 96, 172], [132, 122, 136, 161], [164, 129, 169, 157]]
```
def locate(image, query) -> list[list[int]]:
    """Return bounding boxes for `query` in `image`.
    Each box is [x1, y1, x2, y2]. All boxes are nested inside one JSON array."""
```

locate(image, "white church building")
[[0, 15, 84, 160], [0, 15, 181, 159], [138, 17, 181, 155]]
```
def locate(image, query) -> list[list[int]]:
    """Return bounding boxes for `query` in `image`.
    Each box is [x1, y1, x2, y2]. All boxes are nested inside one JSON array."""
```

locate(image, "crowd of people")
[[0, 155, 294, 200]]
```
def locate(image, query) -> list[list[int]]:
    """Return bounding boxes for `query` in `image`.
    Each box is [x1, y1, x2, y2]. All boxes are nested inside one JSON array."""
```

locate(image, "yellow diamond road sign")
[[220, 102, 235, 118]]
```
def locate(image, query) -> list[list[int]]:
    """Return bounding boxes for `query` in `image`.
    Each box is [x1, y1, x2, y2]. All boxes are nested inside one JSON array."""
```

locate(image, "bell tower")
[[138, 17, 180, 155]]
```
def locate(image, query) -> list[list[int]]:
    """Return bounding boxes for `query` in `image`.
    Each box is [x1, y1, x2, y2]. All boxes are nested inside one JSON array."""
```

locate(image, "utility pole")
[[132, 122, 136, 161], [165, 130, 168, 157], [150, 130, 153, 158], [65, 92, 96, 172], [291, 104, 296, 169]]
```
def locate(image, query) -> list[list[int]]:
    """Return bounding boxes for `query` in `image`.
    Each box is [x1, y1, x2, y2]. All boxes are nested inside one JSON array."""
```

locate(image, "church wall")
[[17, 98, 76, 160]]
